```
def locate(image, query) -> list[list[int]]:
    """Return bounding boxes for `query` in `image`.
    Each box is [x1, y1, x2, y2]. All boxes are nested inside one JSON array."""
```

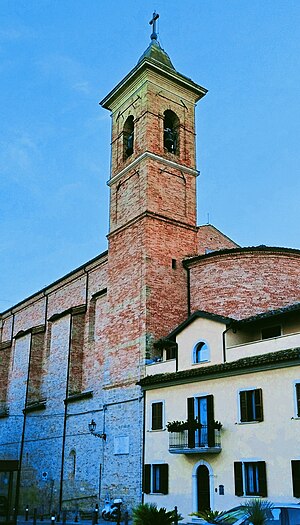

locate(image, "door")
[[0, 461, 18, 523], [197, 464, 210, 511], [195, 397, 208, 446]]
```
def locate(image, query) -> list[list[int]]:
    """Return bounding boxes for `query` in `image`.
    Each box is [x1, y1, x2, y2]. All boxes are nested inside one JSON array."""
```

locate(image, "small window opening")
[[163, 110, 179, 154], [166, 345, 177, 360], [123, 115, 134, 160], [69, 449, 76, 479], [172, 258, 177, 269], [261, 325, 281, 340], [193, 341, 210, 363]]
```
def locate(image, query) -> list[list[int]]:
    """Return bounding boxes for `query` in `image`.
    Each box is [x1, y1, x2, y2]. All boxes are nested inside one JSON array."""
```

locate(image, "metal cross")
[[149, 11, 159, 40]]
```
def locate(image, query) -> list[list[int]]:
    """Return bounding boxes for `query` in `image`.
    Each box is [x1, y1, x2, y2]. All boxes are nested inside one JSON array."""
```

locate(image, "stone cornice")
[[107, 151, 199, 187]]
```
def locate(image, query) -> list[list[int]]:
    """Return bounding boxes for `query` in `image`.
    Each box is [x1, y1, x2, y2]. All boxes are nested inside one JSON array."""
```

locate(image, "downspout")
[[222, 324, 233, 363], [185, 263, 191, 317], [141, 391, 146, 503], [59, 314, 73, 515], [14, 332, 34, 525]]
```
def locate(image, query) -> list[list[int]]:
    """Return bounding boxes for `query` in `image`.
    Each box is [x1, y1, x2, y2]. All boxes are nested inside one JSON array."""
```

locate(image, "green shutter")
[[291, 460, 300, 498], [240, 391, 247, 422], [257, 461, 267, 497], [187, 397, 195, 448], [152, 402, 163, 430], [234, 462, 243, 496], [255, 389, 263, 421], [143, 464, 151, 494], [296, 384, 300, 418], [206, 395, 215, 447], [160, 464, 169, 494]]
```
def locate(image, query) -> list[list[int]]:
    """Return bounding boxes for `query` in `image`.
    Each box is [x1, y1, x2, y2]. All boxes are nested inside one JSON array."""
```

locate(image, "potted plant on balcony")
[[166, 419, 202, 432], [214, 420, 223, 431]]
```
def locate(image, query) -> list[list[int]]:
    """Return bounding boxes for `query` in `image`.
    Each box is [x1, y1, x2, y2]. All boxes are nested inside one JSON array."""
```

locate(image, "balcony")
[[168, 427, 221, 454]]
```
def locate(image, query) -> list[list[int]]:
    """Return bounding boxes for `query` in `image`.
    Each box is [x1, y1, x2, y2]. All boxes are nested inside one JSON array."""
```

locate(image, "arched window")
[[163, 110, 179, 155], [193, 341, 210, 364], [123, 115, 134, 160], [68, 449, 76, 479]]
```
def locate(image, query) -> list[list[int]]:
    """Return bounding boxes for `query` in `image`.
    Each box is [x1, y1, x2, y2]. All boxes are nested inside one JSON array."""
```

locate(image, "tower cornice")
[[100, 56, 207, 110], [107, 151, 199, 187]]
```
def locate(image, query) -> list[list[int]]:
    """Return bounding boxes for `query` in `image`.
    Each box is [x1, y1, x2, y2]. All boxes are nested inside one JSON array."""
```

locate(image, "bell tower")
[[101, 14, 207, 377], [97, 14, 207, 508]]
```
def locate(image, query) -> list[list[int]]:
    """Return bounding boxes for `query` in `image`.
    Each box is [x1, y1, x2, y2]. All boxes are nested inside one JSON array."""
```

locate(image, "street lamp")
[[88, 419, 106, 440]]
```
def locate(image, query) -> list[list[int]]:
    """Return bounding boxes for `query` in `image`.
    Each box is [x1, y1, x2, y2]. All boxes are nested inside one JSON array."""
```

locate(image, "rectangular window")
[[143, 464, 168, 494], [151, 402, 163, 430], [234, 461, 267, 497], [291, 460, 300, 498], [295, 383, 300, 418], [166, 346, 176, 360], [261, 325, 281, 339], [240, 389, 263, 422]]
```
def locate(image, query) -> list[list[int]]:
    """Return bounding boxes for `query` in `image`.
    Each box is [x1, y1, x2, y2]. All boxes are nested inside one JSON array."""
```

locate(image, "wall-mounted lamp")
[[88, 419, 106, 440]]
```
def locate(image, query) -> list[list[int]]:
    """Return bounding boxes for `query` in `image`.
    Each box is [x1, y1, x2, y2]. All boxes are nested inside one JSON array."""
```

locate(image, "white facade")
[[141, 309, 300, 520]]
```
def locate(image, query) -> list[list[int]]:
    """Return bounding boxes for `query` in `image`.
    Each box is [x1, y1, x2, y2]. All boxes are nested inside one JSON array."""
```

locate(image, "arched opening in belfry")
[[123, 115, 134, 160], [163, 110, 179, 154]]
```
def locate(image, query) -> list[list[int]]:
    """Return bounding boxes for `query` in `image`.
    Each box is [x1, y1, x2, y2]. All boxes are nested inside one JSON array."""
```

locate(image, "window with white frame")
[[193, 341, 210, 364], [239, 388, 263, 422], [143, 464, 168, 494], [234, 461, 267, 497], [291, 460, 300, 498], [151, 401, 164, 430]]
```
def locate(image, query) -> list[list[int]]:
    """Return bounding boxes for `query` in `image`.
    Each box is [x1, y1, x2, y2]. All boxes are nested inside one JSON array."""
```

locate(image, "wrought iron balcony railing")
[[168, 426, 221, 454]]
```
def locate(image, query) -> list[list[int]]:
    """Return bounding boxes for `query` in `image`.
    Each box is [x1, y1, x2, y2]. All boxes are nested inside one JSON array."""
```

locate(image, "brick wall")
[[188, 248, 300, 319], [197, 224, 239, 254]]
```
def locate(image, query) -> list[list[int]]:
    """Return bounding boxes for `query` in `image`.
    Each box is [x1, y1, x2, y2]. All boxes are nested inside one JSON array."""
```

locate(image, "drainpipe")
[[222, 324, 233, 363], [59, 314, 73, 515], [185, 264, 191, 317], [141, 391, 146, 503], [14, 332, 34, 525]]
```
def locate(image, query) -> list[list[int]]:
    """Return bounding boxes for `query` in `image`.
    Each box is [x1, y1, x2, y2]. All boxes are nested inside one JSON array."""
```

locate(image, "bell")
[[164, 128, 176, 153], [126, 132, 134, 156]]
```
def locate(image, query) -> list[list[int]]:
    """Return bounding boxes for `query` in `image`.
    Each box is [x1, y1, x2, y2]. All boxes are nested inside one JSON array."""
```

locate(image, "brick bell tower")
[[98, 14, 207, 507], [101, 14, 207, 381]]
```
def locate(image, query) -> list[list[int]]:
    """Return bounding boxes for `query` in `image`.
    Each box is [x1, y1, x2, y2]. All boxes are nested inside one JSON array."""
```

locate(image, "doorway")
[[197, 464, 210, 511], [0, 461, 18, 523]]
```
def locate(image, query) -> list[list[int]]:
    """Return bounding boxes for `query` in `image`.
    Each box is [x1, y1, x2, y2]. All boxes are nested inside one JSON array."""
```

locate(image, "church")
[[0, 13, 300, 522]]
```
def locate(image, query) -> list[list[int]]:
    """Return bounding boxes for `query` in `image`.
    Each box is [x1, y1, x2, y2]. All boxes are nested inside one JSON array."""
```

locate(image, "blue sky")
[[1, 0, 300, 311]]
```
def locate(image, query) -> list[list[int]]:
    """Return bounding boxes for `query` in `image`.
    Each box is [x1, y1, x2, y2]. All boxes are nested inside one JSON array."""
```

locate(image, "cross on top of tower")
[[149, 11, 159, 40]]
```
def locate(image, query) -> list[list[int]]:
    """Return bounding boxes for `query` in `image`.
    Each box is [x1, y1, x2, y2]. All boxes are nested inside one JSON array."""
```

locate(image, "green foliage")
[[166, 419, 202, 432], [132, 503, 180, 525], [242, 499, 274, 525], [214, 420, 223, 430], [189, 509, 225, 523]]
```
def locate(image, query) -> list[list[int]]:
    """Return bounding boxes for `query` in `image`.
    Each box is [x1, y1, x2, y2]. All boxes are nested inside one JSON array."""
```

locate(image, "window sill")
[[24, 400, 47, 413], [238, 420, 262, 425], [65, 390, 93, 404]]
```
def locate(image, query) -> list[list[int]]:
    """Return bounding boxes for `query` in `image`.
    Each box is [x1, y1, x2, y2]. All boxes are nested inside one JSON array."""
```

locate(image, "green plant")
[[242, 499, 274, 525], [214, 420, 223, 431], [166, 419, 202, 432], [189, 509, 225, 523], [132, 503, 181, 525]]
